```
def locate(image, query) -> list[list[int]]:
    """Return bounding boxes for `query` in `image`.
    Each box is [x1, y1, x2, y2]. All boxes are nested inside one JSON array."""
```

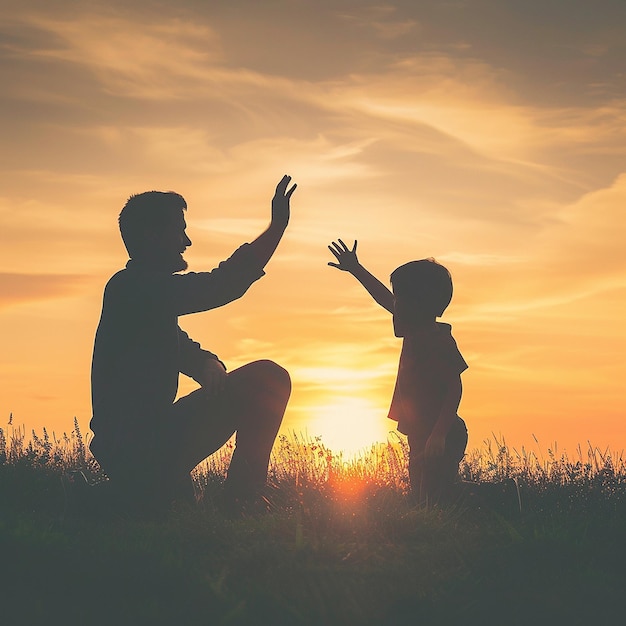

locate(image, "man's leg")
[[221, 360, 291, 503], [90, 435, 192, 515], [171, 359, 291, 504]]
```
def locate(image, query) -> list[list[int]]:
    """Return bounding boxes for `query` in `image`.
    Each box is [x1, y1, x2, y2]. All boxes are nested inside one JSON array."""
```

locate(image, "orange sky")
[[1, 1, 625, 456]]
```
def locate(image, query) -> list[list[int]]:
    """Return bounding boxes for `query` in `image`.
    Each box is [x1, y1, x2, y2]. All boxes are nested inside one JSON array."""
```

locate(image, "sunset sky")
[[1, 0, 625, 456]]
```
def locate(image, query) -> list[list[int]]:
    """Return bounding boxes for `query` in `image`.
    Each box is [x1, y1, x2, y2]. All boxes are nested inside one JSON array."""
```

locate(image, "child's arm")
[[425, 375, 463, 458], [328, 239, 395, 313]]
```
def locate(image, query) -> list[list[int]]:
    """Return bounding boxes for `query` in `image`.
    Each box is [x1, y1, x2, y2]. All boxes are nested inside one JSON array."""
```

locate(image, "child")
[[328, 239, 468, 504]]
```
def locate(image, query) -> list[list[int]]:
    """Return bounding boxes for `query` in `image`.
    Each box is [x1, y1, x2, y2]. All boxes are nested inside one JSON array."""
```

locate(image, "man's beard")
[[170, 253, 188, 273], [134, 250, 188, 273]]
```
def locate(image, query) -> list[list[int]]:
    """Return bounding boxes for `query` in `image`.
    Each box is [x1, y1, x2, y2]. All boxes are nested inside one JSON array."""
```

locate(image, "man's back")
[[90, 265, 181, 442]]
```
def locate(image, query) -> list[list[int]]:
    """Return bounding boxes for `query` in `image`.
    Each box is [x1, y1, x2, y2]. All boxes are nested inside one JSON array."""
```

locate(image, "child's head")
[[390, 258, 453, 336]]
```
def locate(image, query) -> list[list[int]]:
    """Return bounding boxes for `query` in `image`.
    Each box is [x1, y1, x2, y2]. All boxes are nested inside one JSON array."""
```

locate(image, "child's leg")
[[430, 417, 468, 502], [408, 418, 468, 504], [407, 435, 428, 503]]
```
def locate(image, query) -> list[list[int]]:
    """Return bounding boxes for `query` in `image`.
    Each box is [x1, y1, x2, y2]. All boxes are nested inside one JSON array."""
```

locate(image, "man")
[[90, 175, 296, 513]]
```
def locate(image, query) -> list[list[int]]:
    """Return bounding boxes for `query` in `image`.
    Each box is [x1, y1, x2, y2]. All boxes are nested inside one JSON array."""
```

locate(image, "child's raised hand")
[[328, 239, 360, 273]]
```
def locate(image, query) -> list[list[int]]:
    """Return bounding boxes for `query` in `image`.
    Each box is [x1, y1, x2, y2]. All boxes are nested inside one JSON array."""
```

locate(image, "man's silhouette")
[[90, 176, 296, 513]]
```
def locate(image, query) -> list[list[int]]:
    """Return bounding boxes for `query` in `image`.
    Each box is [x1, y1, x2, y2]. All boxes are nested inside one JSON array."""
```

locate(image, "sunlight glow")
[[306, 396, 394, 457], [1, 2, 625, 455]]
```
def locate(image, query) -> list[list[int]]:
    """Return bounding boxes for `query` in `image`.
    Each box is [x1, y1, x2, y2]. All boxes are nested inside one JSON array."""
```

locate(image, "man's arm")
[[178, 327, 227, 396], [424, 375, 463, 458], [167, 176, 296, 316], [246, 174, 297, 270], [328, 239, 395, 313]]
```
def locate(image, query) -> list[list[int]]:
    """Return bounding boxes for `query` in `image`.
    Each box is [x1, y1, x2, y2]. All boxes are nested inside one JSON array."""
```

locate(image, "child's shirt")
[[388, 322, 468, 440]]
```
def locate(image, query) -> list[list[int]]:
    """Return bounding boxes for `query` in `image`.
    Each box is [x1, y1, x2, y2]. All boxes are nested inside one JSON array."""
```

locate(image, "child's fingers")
[[328, 243, 343, 258], [336, 238, 357, 254]]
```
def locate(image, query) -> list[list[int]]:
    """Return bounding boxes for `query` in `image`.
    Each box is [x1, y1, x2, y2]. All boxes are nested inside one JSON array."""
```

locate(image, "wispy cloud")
[[0, 1, 625, 449], [0, 273, 90, 309], [337, 5, 419, 40]]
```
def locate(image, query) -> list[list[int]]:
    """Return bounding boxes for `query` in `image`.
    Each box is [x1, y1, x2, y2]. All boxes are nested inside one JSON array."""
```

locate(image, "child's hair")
[[390, 258, 453, 317]]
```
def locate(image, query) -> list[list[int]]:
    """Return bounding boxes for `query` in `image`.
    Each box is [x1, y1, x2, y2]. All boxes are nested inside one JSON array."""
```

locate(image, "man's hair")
[[390, 258, 453, 317], [118, 191, 187, 257]]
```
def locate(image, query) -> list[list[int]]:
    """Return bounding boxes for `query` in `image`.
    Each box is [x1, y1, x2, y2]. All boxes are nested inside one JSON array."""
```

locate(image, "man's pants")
[[91, 360, 291, 510]]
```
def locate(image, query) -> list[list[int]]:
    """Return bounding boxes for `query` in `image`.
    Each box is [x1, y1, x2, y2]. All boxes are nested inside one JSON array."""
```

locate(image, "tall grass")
[[2, 418, 626, 625], [461, 434, 626, 486], [2, 418, 625, 507], [0, 415, 99, 473]]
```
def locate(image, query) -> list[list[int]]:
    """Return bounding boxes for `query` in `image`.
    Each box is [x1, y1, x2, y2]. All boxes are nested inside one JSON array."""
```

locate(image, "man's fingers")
[[286, 183, 297, 199], [276, 175, 292, 194]]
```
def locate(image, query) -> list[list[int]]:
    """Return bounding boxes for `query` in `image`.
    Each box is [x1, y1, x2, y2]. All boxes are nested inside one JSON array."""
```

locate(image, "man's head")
[[119, 191, 191, 272], [390, 258, 453, 336]]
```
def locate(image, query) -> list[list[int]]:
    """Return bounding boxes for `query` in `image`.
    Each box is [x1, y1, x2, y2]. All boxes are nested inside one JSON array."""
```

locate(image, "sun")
[[306, 396, 394, 457]]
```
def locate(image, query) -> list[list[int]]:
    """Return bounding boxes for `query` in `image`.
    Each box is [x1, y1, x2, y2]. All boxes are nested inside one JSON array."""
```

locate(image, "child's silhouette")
[[328, 239, 468, 504]]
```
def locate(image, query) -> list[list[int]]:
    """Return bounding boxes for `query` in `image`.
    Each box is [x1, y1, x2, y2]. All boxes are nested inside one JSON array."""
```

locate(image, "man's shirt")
[[90, 244, 265, 443]]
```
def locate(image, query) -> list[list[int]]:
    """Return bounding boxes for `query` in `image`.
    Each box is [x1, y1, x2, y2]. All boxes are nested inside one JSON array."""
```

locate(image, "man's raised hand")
[[328, 239, 360, 274], [271, 175, 297, 230]]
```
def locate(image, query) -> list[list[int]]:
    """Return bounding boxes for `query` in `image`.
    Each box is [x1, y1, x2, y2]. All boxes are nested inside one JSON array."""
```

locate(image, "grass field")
[[1, 419, 625, 626]]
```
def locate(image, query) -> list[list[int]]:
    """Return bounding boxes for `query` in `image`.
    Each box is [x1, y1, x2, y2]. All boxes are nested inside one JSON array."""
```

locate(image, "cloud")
[[0, 273, 90, 309], [450, 171, 626, 326], [536, 171, 626, 284], [4, 7, 624, 202], [0, 193, 120, 275], [6, 13, 223, 100], [0, 0, 624, 447], [2, 8, 623, 292], [337, 5, 419, 40]]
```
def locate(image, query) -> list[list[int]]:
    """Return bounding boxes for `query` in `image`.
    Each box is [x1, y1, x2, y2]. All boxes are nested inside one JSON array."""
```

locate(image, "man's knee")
[[242, 359, 291, 397], [262, 359, 291, 391]]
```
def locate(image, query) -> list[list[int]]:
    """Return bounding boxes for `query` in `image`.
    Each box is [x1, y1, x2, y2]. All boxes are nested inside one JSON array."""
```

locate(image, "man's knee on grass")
[[230, 360, 291, 418], [239, 359, 291, 394]]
